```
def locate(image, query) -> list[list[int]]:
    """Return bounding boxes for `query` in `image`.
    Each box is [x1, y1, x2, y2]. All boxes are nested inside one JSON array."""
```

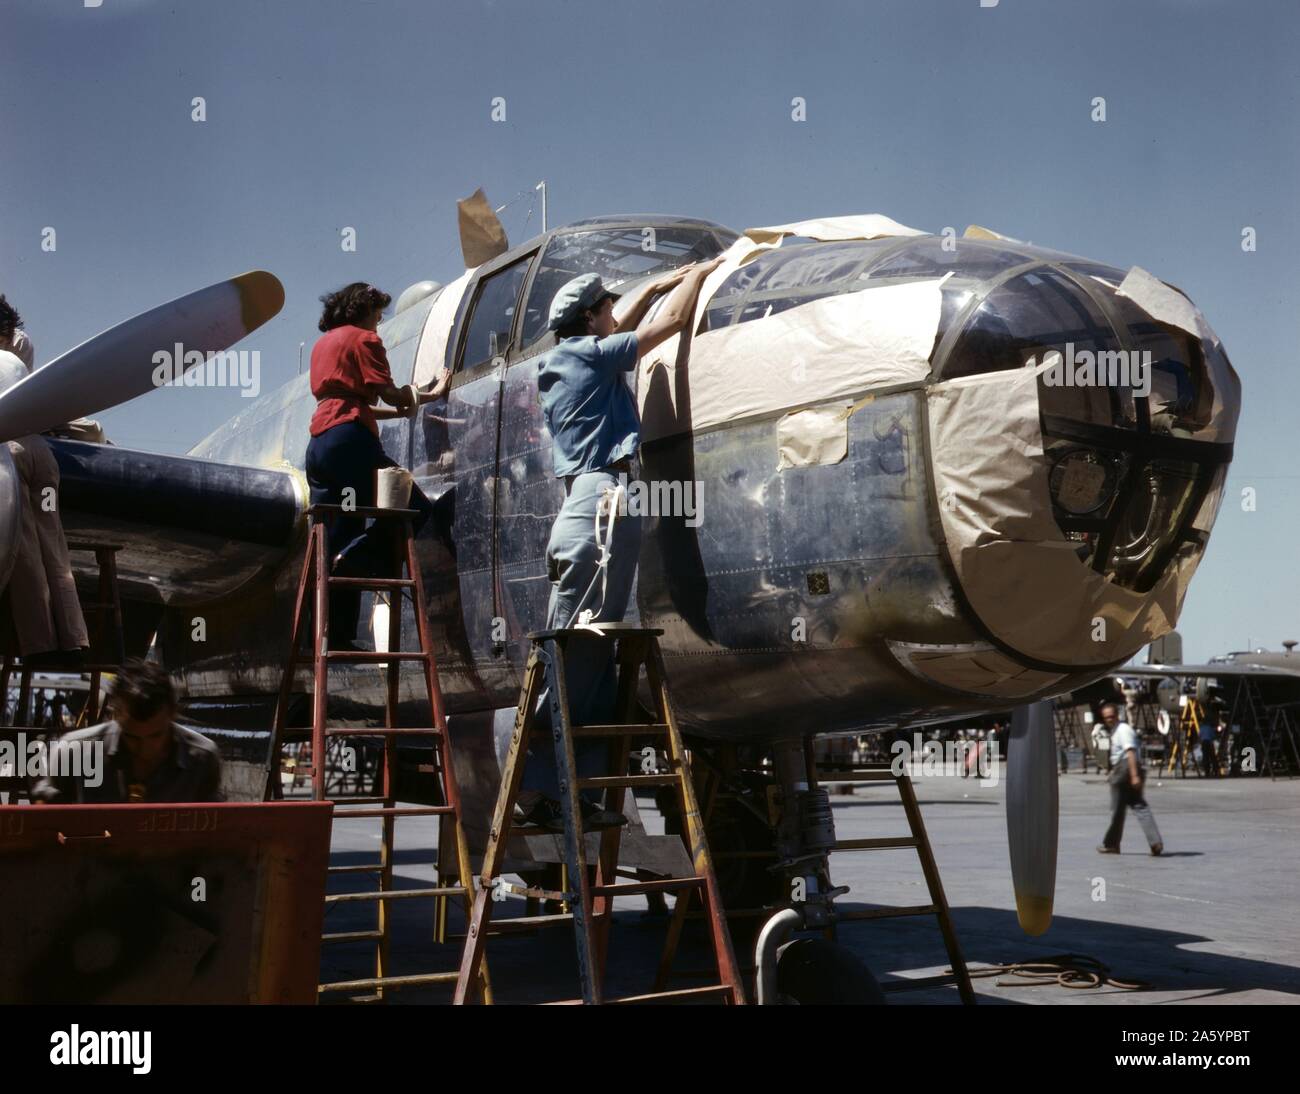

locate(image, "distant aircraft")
[[0, 206, 1241, 990], [1114, 639, 1300, 775]]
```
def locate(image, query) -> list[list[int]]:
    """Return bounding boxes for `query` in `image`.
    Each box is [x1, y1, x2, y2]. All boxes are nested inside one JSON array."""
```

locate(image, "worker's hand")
[[422, 368, 452, 401], [651, 267, 691, 293], [1129, 773, 1142, 789]]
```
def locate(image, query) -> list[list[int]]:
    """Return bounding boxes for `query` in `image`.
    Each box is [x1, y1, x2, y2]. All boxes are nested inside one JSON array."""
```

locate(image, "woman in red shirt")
[[305, 283, 450, 649]]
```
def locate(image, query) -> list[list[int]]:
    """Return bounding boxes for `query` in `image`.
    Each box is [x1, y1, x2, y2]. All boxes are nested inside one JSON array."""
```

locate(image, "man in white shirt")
[[1098, 702, 1163, 855]]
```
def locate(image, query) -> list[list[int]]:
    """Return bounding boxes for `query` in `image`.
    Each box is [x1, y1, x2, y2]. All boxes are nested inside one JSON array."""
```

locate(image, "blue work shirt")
[[537, 331, 640, 477]]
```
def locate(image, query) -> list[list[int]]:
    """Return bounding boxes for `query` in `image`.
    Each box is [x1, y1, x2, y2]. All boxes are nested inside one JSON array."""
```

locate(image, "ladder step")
[[576, 774, 678, 790], [321, 930, 384, 945], [833, 837, 918, 851], [327, 863, 384, 874], [813, 769, 896, 783], [486, 913, 575, 933], [570, 722, 671, 737], [836, 904, 939, 921], [546, 985, 734, 1005], [323, 726, 443, 737], [325, 886, 467, 904], [332, 806, 454, 818], [494, 881, 569, 902], [326, 576, 415, 589], [324, 651, 430, 663], [319, 971, 459, 993], [590, 877, 704, 898]]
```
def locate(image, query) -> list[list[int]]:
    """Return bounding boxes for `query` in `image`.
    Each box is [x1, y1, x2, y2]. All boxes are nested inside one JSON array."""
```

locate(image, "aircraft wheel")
[[774, 939, 887, 1005]]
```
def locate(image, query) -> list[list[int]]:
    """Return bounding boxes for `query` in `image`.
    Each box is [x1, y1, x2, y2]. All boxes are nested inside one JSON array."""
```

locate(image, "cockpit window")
[[700, 239, 896, 332], [460, 257, 531, 372], [868, 236, 1028, 282], [1102, 291, 1217, 440], [519, 226, 728, 349], [947, 268, 1139, 430]]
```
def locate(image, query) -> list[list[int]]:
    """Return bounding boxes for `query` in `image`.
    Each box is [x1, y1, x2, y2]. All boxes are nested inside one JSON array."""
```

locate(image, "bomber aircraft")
[[0, 205, 1241, 996]]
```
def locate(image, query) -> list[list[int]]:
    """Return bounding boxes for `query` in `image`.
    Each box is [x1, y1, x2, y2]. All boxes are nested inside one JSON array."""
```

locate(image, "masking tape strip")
[[412, 270, 474, 387]]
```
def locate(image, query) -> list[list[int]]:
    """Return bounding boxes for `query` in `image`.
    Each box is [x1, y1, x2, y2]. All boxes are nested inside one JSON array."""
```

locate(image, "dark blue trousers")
[[304, 421, 434, 643]]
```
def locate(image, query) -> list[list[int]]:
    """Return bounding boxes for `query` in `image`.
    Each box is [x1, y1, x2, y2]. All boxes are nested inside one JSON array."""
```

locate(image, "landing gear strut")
[[751, 738, 885, 1004]]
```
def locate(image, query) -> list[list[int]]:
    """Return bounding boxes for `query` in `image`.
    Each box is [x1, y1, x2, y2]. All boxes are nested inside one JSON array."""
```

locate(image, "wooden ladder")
[[806, 754, 975, 1004], [269, 502, 488, 1003], [453, 624, 746, 1005], [660, 743, 976, 1004]]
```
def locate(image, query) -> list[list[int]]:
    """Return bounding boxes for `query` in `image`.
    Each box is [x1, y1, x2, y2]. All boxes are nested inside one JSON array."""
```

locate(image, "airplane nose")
[[926, 261, 1238, 670]]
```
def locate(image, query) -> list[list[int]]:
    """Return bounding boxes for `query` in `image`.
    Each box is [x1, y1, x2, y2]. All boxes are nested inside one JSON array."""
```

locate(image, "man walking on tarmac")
[[514, 256, 723, 830], [1097, 701, 1164, 856]]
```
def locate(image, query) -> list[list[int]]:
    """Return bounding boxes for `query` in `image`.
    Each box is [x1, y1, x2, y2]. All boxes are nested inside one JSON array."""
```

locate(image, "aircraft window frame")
[[455, 253, 537, 377], [517, 225, 732, 353]]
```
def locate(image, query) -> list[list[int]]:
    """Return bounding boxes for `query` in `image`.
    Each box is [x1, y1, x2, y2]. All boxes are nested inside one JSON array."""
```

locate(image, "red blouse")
[[308, 325, 394, 437]]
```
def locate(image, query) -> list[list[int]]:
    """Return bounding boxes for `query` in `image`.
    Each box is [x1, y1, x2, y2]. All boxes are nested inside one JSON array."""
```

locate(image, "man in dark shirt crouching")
[[32, 659, 222, 803]]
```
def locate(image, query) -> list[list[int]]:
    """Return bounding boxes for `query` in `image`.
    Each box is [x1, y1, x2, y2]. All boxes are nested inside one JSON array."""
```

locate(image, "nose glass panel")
[[946, 262, 1232, 593]]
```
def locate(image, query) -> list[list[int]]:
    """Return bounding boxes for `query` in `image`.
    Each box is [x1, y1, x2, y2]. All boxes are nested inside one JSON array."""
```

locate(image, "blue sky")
[[2, 0, 1297, 660]]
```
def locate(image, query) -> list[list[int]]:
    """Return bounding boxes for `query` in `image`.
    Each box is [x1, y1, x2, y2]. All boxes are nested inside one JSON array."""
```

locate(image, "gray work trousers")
[[522, 468, 643, 800], [1102, 762, 1163, 850]]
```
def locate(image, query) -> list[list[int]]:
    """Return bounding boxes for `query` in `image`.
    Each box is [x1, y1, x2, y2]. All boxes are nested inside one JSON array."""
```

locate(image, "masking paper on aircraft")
[[963, 224, 1025, 244], [413, 271, 473, 387], [927, 364, 1199, 666], [1117, 266, 1217, 344], [776, 405, 850, 468], [640, 277, 942, 443], [740, 214, 926, 258], [457, 188, 509, 269], [638, 215, 936, 443]]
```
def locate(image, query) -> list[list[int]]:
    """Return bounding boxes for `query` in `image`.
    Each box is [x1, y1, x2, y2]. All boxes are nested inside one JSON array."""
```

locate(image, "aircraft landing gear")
[[748, 737, 887, 1004], [775, 938, 885, 1005]]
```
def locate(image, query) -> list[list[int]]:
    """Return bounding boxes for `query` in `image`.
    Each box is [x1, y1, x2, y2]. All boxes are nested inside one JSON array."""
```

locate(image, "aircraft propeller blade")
[[0, 271, 284, 443], [1005, 700, 1059, 935]]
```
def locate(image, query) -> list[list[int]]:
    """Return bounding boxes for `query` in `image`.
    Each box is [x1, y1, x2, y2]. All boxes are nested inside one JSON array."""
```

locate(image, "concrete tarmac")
[[320, 767, 1300, 1004]]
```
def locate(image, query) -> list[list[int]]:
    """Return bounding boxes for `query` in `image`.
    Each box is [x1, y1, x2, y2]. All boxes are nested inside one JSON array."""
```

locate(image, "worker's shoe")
[[1150, 843, 1164, 856], [513, 795, 627, 832], [514, 796, 566, 833], [1096, 844, 1120, 854], [579, 797, 627, 831]]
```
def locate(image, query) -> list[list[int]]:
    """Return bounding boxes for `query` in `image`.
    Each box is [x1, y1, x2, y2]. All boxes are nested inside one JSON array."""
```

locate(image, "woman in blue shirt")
[[518, 258, 721, 829]]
